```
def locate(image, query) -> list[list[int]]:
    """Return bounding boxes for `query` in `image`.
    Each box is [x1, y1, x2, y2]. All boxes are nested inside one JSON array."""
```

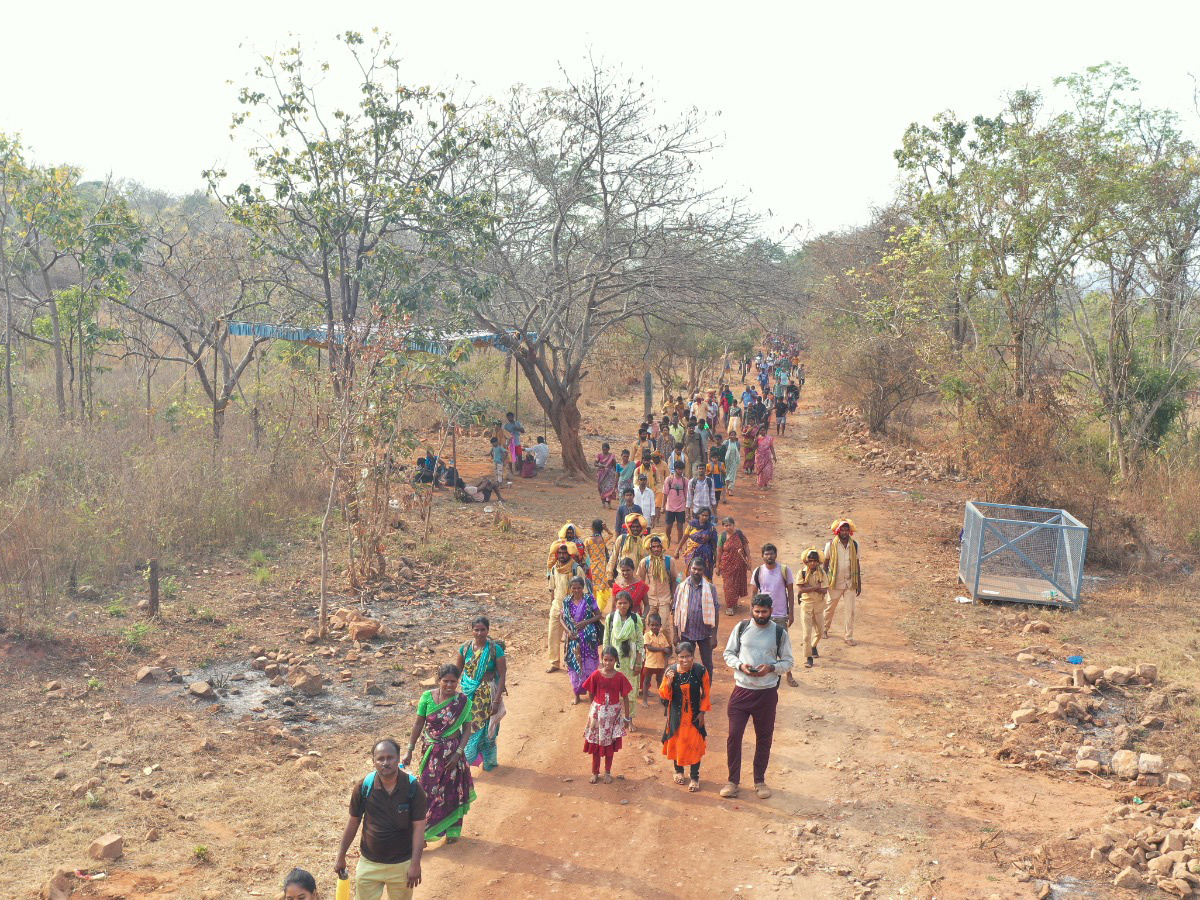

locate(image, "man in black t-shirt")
[[336, 738, 429, 899]]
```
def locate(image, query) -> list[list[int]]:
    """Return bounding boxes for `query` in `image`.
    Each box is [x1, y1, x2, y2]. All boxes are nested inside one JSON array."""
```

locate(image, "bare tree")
[[464, 60, 767, 475], [118, 212, 288, 439]]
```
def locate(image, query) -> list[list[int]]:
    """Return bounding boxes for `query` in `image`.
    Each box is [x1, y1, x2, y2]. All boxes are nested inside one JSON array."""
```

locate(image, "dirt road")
[[9, 389, 1120, 900], [420, 395, 1114, 900]]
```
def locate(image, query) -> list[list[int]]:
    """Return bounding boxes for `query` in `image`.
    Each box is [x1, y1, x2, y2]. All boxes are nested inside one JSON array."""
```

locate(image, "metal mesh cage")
[[958, 502, 1088, 608]]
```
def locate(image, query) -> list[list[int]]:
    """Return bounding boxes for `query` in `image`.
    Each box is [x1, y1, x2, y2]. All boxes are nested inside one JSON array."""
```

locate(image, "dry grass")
[[0, 400, 325, 632]]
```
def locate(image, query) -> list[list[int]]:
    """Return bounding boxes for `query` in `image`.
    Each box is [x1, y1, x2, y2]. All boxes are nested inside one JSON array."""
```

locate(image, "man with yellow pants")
[[796, 548, 829, 669], [547, 541, 587, 672], [823, 518, 862, 647], [336, 738, 428, 899]]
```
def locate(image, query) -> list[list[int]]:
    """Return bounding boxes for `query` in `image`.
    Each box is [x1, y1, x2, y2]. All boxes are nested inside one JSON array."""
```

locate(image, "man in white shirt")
[[633, 474, 656, 525], [685, 465, 716, 515], [720, 594, 794, 800], [823, 518, 862, 646], [530, 436, 550, 470]]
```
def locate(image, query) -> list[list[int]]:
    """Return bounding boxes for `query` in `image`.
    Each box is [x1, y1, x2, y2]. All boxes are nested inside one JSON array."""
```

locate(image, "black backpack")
[[732, 619, 786, 658]]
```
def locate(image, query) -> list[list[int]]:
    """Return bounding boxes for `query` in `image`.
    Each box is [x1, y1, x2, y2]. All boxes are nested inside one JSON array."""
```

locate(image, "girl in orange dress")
[[658, 641, 711, 792]]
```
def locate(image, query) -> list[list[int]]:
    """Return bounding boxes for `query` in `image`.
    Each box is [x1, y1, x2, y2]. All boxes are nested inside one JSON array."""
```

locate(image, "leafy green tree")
[[206, 30, 492, 381]]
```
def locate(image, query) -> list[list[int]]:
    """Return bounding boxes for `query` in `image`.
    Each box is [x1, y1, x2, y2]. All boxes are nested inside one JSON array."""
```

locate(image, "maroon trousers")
[[726, 684, 779, 785]]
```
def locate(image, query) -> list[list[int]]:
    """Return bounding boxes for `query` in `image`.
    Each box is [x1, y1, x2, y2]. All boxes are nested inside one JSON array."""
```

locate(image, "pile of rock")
[[831, 406, 954, 483], [1079, 802, 1200, 895], [135, 657, 183, 684], [328, 607, 383, 642], [1003, 656, 1196, 792]]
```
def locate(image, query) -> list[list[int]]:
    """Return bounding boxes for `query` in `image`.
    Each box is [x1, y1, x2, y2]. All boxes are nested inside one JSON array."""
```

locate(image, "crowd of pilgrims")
[[282, 342, 863, 899], [543, 346, 862, 791]]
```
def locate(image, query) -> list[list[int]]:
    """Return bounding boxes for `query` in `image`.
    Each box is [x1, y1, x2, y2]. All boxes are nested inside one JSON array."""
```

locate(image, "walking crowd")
[[284, 341, 866, 899]]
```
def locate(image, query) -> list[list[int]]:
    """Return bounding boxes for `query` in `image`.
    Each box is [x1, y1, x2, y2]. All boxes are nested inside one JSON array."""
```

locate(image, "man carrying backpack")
[[750, 544, 797, 687], [336, 738, 428, 899], [720, 593, 794, 801]]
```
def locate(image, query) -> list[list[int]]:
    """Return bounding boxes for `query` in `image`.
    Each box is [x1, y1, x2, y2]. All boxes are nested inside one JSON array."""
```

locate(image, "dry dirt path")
[[419, 392, 1113, 900]]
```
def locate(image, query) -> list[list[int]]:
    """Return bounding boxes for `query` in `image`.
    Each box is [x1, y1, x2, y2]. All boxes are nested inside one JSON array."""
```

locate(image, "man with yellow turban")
[[823, 518, 862, 647], [608, 514, 650, 584], [796, 547, 829, 669], [546, 540, 587, 673]]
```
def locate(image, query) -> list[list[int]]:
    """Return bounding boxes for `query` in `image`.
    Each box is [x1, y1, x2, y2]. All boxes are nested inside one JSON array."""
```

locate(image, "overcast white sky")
[[3, 1, 1199, 239]]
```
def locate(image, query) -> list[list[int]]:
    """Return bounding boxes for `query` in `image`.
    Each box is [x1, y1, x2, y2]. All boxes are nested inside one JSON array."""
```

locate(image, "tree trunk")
[[549, 398, 590, 476], [318, 468, 337, 638], [3, 283, 13, 432], [40, 268, 66, 418], [511, 349, 591, 477]]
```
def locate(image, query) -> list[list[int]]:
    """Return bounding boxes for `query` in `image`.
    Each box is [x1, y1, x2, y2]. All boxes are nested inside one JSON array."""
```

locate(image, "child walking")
[[581, 646, 632, 784], [489, 437, 505, 482], [797, 547, 829, 669], [641, 614, 671, 705], [659, 641, 711, 792]]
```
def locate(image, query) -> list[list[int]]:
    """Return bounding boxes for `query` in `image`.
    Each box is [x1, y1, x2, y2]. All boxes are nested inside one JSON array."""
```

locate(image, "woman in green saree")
[[402, 664, 476, 843], [602, 591, 644, 729]]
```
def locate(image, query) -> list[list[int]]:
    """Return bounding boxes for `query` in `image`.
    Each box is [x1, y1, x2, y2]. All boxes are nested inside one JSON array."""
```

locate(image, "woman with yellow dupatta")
[[583, 518, 614, 613]]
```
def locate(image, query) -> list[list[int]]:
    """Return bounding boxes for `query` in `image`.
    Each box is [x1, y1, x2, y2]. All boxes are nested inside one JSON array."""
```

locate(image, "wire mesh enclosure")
[[959, 502, 1088, 609]]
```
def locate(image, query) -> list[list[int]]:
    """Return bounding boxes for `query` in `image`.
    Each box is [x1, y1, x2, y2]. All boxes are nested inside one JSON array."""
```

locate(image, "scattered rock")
[[1077, 745, 1103, 762], [188, 681, 216, 700], [1082, 665, 1105, 684], [45, 680, 64, 692], [348, 619, 382, 642], [1139, 753, 1165, 775], [51, 766, 67, 780], [1023, 621, 1051, 634], [364, 680, 383, 696], [76, 586, 101, 601], [1166, 773, 1193, 792], [1017, 653, 1037, 663], [1109, 847, 1136, 868], [1076, 759, 1103, 775], [1012, 708, 1038, 725], [1136, 663, 1159, 683], [135, 666, 166, 683], [302, 629, 319, 644], [197, 737, 216, 753], [287, 665, 325, 697], [1140, 715, 1165, 729], [88, 832, 124, 861], [41, 868, 73, 900], [295, 756, 320, 771], [1111, 750, 1139, 779], [1104, 666, 1135, 685], [145, 827, 160, 842], [1113, 866, 1143, 889]]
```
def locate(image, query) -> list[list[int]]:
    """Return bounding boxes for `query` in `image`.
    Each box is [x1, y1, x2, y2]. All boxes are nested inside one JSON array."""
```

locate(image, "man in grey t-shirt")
[[720, 593, 794, 800]]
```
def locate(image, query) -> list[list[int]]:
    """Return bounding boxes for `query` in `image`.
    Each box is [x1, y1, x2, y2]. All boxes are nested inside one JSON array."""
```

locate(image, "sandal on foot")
[[673, 773, 687, 785], [546, 665, 560, 673], [688, 779, 701, 792], [786, 674, 799, 687], [602, 773, 613, 784], [589, 773, 599, 784], [754, 783, 772, 799], [719, 782, 739, 798]]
